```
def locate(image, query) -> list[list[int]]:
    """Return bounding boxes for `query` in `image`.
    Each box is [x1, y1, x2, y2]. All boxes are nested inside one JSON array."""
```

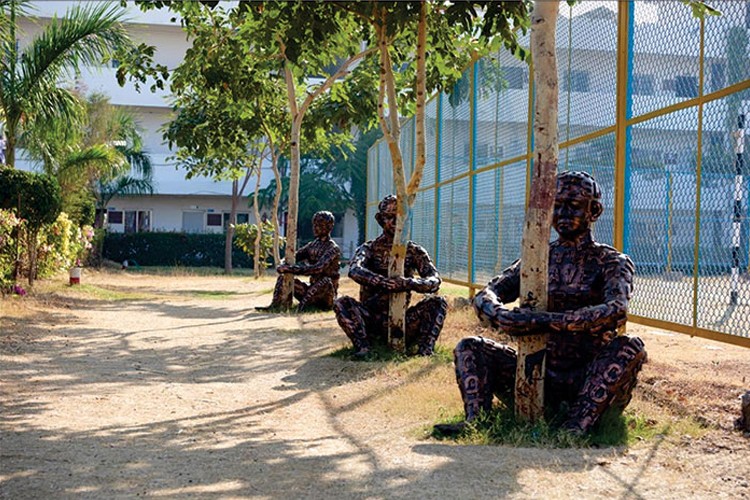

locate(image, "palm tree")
[[25, 92, 154, 227], [0, 0, 131, 167]]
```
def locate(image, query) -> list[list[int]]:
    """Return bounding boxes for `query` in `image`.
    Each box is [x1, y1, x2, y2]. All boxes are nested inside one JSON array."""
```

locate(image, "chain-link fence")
[[366, 1, 750, 348]]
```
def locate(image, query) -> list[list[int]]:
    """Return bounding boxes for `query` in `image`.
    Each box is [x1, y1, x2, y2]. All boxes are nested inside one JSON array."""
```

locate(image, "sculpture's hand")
[[495, 307, 550, 336], [380, 276, 410, 292], [277, 263, 292, 274]]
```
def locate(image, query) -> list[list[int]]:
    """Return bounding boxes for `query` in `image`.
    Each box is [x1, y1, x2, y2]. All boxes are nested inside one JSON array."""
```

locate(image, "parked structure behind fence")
[[366, 1, 750, 348]]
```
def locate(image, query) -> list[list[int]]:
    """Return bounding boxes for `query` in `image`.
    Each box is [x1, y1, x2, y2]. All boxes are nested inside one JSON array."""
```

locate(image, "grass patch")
[[329, 342, 454, 363], [187, 290, 242, 299], [124, 266, 259, 277], [432, 404, 702, 448], [440, 283, 471, 298], [65, 284, 153, 301]]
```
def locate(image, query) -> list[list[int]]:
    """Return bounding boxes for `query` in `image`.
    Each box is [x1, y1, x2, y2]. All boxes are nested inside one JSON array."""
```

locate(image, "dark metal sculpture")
[[441, 171, 647, 435], [258, 211, 340, 312], [334, 195, 447, 357]]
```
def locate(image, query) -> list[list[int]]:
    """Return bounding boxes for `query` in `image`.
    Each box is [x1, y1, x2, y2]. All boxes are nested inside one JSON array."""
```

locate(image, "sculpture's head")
[[375, 195, 398, 236], [312, 211, 335, 238], [553, 171, 603, 240]]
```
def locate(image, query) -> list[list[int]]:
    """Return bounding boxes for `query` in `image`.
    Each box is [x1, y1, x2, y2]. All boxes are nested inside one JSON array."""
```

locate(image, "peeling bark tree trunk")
[[278, 56, 304, 309], [225, 179, 239, 275], [515, 0, 559, 422], [278, 42, 374, 310], [270, 150, 282, 268], [376, 9, 405, 351], [253, 165, 264, 279], [377, 3, 428, 352]]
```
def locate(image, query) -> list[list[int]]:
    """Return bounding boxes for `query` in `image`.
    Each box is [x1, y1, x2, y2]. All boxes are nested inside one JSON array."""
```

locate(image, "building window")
[[222, 212, 250, 229], [564, 70, 590, 92], [124, 210, 151, 233], [182, 212, 204, 233], [632, 74, 655, 96], [108, 210, 123, 224], [206, 213, 223, 227], [503, 66, 527, 90], [675, 75, 698, 98]]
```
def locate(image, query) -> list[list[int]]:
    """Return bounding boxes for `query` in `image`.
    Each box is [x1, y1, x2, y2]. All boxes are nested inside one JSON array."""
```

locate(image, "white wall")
[[106, 194, 252, 233]]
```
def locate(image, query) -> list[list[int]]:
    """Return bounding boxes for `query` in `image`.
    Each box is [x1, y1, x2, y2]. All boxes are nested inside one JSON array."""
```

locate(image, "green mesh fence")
[[366, 1, 750, 347]]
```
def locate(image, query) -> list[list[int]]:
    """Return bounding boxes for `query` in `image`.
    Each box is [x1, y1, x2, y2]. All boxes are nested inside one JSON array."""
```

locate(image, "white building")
[[14, 1, 359, 256]]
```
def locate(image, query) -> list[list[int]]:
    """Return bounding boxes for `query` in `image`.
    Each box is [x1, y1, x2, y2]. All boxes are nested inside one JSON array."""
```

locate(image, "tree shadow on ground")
[[0, 276, 680, 499]]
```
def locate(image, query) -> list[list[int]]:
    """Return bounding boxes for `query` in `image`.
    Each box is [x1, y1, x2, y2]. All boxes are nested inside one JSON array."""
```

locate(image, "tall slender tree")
[[341, 1, 530, 350], [25, 92, 153, 227], [235, 1, 377, 308]]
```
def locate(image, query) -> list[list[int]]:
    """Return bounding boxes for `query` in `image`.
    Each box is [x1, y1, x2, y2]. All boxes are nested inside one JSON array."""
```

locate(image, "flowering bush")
[[36, 213, 94, 277], [0, 209, 22, 289]]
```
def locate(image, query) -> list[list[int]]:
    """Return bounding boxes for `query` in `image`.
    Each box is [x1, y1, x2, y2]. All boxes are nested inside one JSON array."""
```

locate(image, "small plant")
[[233, 220, 280, 268]]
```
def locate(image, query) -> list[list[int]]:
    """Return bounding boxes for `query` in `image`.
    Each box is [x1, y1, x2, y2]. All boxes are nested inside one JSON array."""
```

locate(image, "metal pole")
[[731, 113, 745, 305]]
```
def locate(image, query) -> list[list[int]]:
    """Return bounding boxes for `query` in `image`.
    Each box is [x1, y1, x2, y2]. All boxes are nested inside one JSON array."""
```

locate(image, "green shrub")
[[103, 232, 256, 267], [0, 209, 22, 289], [232, 220, 279, 268]]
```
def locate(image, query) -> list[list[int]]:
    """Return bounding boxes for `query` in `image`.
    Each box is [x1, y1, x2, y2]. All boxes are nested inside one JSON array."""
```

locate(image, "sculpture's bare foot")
[[432, 422, 466, 437], [255, 304, 284, 313], [351, 347, 371, 360], [416, 346, 434, 356]]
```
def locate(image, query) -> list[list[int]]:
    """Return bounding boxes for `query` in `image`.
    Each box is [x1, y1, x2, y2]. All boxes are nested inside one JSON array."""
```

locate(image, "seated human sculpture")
[[439, 171, 647, 435], [334, 195, 447, 357], [258, 211, 340, 312]]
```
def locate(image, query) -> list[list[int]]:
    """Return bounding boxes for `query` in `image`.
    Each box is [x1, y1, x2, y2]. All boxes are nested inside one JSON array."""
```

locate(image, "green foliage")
[[24, 92, 154, 225], [0, 1, 132, 167], [0, 209, 22, 289], [233, 220, 280, 267], [681, 0, 722, 19], [252, 156, 354, 242], [102, 232, 255, 268], [0, 168, 63, 229], [323, 128, 382, 245]]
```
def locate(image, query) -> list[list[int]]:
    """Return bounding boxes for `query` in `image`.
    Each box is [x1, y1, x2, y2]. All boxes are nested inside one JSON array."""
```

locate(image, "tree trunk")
[[385, 2, 429, 353], [277, 37, 373, 310], [374, 8, 408, 352], [515, 0, 559, 422], [271, 150, 282, 268], [224, 180, 239, 275], [26, 227, 38, 286], [278, 104, 301, 309], [253, 165, 263, 279]]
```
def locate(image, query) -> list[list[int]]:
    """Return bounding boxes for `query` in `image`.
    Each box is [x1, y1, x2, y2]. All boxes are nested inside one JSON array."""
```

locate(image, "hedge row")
[[103, 232, 259, 268]]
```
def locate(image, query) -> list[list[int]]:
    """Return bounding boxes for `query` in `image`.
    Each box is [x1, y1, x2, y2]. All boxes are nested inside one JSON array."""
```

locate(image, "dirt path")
[[1, 271, 749, 499]]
